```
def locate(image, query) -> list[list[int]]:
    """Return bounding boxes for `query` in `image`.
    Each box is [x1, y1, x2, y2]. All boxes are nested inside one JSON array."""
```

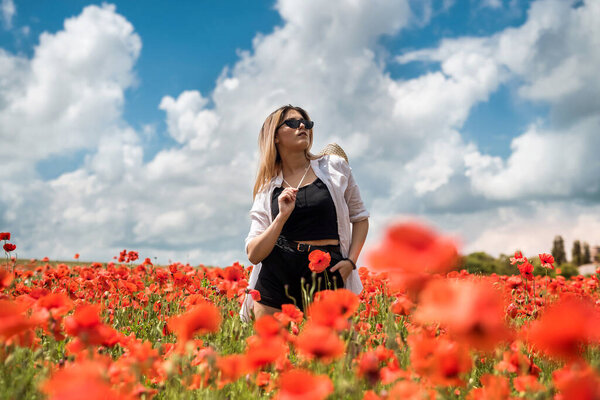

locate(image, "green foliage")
[[462, 252, 561, 277], [0, 346, 45, 400], [462, 252, 516, 276], [558, 263, 579, 279]]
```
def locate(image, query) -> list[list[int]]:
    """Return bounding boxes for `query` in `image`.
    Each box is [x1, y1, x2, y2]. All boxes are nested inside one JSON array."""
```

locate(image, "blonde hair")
[[252, 105, 320, 199]]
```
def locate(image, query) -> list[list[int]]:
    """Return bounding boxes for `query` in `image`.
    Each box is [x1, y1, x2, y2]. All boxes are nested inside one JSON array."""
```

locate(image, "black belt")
[[276, 236, 340, 253]]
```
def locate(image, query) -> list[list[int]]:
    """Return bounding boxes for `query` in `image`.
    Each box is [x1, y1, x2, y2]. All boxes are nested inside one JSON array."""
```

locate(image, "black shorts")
[[255, 236, 345, 311]]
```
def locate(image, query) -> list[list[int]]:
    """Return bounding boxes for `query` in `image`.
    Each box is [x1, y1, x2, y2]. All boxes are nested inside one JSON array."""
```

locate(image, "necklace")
[[283, 162, 311, 189]]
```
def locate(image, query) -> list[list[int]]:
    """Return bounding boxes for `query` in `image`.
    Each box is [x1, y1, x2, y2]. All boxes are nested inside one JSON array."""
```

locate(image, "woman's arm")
[[331, 218, 368, 279], [246, 186, 297, 265], [246, 213, 288, 265], [347, 218, 369, 265]]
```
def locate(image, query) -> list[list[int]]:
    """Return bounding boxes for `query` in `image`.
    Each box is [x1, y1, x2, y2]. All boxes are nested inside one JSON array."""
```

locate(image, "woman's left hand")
[[329, 260, 354, 284]]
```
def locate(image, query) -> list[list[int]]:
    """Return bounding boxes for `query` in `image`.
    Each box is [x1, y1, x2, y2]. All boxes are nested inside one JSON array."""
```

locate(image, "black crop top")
[[271, 177, 339, 241]]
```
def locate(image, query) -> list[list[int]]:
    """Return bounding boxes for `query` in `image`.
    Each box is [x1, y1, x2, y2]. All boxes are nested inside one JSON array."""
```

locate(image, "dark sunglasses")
[[277, 118, 314, 130]]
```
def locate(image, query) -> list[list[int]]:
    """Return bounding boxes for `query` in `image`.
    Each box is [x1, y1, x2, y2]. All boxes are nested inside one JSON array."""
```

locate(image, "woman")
[[241, 105, 369, 321]]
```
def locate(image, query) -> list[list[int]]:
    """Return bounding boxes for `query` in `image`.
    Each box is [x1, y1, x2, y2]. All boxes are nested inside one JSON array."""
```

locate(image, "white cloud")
[[1, 0, 15, 29], [466, 117, 600, 200], [1, 0, 599, 268], [461, 203, 600, 258], [481, 0, 503, 9], [0, 3, 141, 181], [159, 90, 220, 149], [406, 131, 474, 196], [397, 0, 600, 204]]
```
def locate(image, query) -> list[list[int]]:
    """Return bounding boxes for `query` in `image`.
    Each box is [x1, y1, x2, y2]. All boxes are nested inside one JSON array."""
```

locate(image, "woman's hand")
[[329, 260, 354, 284], [277, 187, 298, 220]]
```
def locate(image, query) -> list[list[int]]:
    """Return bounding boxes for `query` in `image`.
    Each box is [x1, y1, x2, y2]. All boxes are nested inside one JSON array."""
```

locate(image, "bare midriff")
[[294, 239, 339, 246]]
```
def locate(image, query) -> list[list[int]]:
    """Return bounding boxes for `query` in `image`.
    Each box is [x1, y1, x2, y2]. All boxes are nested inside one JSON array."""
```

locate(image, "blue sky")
[[1, 0, 598, 265]]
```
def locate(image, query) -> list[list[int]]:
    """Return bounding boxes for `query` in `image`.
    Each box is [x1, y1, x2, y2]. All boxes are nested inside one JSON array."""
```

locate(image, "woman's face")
[[275, 109, 311, 152]]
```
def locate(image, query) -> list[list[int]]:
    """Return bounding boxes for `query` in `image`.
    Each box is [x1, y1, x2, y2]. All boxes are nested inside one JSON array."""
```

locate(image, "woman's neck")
[[280, 152, 310, 176]]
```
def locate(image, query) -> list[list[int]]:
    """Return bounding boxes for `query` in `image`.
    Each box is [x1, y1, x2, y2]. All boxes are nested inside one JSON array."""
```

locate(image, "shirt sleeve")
[[341, 160, 370, 223], [244, 190, 270, 255]]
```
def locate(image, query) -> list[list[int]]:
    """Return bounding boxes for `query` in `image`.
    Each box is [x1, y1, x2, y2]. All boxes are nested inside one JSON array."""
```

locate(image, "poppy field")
[[1, 223, 600, 400]]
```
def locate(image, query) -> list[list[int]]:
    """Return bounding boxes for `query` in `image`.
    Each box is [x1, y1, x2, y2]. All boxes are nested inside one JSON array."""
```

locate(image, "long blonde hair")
[[252, 105, 320, 199]]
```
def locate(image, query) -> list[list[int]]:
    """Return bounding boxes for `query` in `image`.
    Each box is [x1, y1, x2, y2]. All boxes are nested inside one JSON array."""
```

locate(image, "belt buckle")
[[296, 243, 311, 252]]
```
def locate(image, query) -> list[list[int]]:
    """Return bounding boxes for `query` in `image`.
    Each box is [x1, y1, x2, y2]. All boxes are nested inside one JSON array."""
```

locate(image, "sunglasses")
[[277, 118, 314, 130]]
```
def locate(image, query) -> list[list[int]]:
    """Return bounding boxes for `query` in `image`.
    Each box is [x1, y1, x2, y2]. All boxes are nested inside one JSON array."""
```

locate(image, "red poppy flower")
[[366, 221, 459, 296], [41, 360, 129, 400], [553, 362, 600, 399], [249, 289, 261, 301], [409, 332, 472, 387], [254, 315, 282, 338], [274, 369, 333, 400], [167, 302, 222, 347], [363, 390, 382, 400], [274, 304, 304, 325], [414, 278, 511, 350], [36, 293, 73, 317], [308, 250, 331, 273], [127, 250, 139, 262], [368, 221, 459, 273], [0, 232, 10, 241], [510, 250, 526, 265], [64, 304, 120, 347], [539, 253, 555, 269], [295, 323, 345, 363], [309, 289, 359, 330], [223, 265, 243, 281], [390, 295, 414, 316], [3, 243, 16, 252], [513, 375, 545, 393], [518, 261, 534, 278], [216, 354, 249, 387], [0, 300, 38, 340], [244, 335, 288, 371], [388, 379, 435, 399], [356, 351, 381, 385], [255, 371, 271, 387], [525, 297, 600, 360], [495, 348, 539, 376], [0, 269, 13, 290], [468, 374, 510, 400]]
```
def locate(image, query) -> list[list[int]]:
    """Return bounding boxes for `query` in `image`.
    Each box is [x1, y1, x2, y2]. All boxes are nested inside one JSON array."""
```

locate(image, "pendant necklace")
[[283, 162, 311, 190]]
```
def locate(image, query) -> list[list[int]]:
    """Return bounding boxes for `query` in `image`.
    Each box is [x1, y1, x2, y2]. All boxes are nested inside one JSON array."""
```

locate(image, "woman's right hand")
[[278, 187, 298, 220]]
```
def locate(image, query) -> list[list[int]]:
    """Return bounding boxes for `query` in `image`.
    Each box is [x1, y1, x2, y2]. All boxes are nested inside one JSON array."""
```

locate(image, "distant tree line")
[[460, 235, 598, 278], [551, 235, 594, 266]]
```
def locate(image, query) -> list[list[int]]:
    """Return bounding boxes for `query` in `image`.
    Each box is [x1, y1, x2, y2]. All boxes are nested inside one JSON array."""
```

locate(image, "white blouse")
[[240, 154, 370, 322]]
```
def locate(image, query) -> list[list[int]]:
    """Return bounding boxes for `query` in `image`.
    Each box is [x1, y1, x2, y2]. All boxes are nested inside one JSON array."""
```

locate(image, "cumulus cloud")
[[0, 3, 141, 181], [0, 0, 599, 267], [396, 0, 600, 206]]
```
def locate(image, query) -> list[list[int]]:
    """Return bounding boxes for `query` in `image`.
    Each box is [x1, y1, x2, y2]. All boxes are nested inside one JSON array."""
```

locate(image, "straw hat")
[[318, 142, 349, 163]]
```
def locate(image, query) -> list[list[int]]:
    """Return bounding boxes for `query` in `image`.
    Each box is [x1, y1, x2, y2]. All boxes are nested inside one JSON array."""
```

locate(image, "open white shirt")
[[241, 154, 370, 322]]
